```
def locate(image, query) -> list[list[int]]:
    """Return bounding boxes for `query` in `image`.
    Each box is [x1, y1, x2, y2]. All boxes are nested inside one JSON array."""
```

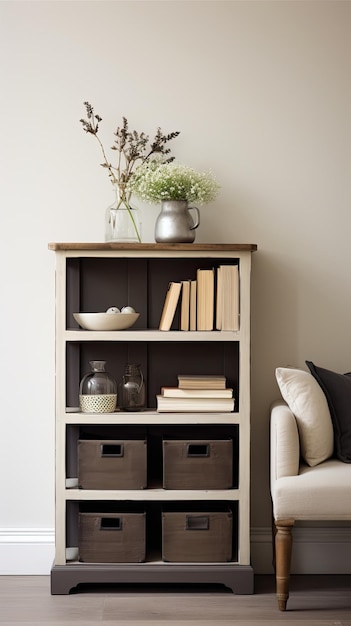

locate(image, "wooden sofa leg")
[[274, 520, 294, 611], [271, 514, 277, 571]]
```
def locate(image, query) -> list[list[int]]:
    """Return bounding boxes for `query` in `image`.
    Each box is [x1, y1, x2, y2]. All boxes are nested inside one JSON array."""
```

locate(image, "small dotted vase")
[[79, 360, 117, 413]]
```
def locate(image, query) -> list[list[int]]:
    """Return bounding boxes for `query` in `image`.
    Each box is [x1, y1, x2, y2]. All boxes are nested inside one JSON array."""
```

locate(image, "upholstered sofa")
[[270, 362, 351, 610]]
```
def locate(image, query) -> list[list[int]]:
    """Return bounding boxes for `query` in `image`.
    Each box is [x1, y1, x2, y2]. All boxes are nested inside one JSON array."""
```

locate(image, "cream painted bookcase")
[[49, 243, 256, 594]]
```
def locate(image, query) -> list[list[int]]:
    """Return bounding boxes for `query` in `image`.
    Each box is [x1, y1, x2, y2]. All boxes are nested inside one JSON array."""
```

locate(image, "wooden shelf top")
[[48, 242, 257, 252]]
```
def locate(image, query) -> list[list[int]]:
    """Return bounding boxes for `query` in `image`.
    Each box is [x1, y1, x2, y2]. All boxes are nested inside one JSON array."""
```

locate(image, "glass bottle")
[[118, 364, 146, 411], [79, 360, 117, 413]]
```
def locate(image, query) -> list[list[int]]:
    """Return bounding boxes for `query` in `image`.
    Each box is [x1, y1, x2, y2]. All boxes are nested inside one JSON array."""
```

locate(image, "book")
[[216, 265, 223, 330], [189, 279, 197, 330], [220, 264, 239, 331], [159, 282, 182, 331], [177, 374, 227, 390], [196, 268, 215, 330], [156, 395, 235, 412], [180, 280, 191, 331], [161, 386, 233, 398]]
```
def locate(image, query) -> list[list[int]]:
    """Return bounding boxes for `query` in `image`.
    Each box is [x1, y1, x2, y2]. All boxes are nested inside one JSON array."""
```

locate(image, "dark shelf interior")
[[66, 340, 239, 410], [66, 256, 240, 331], [66, 423, 240, 489], [66, 500, 239, 564]]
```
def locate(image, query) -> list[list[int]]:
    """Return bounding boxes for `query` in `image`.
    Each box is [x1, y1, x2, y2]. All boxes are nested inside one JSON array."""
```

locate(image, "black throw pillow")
[[306, 361, 351, 463]]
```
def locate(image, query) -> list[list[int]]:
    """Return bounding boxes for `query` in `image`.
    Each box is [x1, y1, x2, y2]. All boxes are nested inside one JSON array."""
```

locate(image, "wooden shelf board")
[[49, 242, 257, 252], [65, 330, 241, 342], [63, 410, 241, 425], [64, 488, 240, 501]]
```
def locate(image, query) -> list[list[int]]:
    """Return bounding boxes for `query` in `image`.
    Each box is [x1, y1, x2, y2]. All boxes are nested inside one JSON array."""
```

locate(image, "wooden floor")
[[0, 575, 351, 625]]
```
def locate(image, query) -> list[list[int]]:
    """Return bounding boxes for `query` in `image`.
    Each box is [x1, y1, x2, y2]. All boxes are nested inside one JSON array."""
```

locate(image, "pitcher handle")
[[189, 206, 200, 230], [137, 369, 144, 394]]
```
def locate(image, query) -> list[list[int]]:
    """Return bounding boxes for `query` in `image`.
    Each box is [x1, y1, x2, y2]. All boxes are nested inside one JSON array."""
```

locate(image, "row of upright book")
[[159, 264, 239, 331], [156, 374, 235, 413]]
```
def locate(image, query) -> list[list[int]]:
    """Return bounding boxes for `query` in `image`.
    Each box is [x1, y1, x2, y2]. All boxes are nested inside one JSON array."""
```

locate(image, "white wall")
[[0, 0, 350, 574]]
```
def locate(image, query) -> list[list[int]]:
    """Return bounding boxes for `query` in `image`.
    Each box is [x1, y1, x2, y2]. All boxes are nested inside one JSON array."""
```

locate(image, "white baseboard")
[[0, 528, 55, 575], [1, 526, 351, 575], [251, 526, 351, 574]]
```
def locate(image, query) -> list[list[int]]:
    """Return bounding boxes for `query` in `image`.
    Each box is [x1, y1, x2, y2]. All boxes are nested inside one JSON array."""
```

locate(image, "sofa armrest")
[[270, 401, 300, 485]]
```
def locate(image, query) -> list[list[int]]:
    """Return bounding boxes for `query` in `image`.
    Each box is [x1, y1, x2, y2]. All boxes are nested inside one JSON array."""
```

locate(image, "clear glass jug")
[[118, 363, 146, 411]]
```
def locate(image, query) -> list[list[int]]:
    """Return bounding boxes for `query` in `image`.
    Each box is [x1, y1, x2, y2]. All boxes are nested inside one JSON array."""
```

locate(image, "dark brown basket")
[[163, 439, 233, 489], [78, 439, 147, 489], [162, 508, 233, 562], [79, 511, 146, 563]]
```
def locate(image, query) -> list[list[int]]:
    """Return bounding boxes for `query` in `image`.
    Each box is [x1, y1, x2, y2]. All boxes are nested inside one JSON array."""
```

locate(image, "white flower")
[[128, 161, 219, 205]]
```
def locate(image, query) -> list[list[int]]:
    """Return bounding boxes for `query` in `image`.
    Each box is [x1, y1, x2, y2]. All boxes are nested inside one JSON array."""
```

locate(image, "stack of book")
[[158, 265, 239, 331], [156, 374, 235, 412]]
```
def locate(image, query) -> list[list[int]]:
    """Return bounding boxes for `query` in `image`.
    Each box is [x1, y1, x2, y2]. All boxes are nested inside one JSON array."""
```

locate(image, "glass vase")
[[105, 185, 141, 243], [118, 363, 146, 411], [79, 360, 117, 413]]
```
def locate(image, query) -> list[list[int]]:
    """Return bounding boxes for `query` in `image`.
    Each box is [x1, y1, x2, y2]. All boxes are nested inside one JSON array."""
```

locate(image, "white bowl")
[[73, 312, 140, 331]]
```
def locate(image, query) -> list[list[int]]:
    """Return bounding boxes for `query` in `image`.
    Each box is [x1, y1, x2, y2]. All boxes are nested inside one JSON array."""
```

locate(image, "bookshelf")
[[49, 242, 257, 594]]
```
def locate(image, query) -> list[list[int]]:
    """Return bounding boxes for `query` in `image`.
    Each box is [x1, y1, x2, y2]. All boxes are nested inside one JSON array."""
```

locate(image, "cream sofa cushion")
[[272, 459, 351, 520], [275, 367, 334, 466]]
